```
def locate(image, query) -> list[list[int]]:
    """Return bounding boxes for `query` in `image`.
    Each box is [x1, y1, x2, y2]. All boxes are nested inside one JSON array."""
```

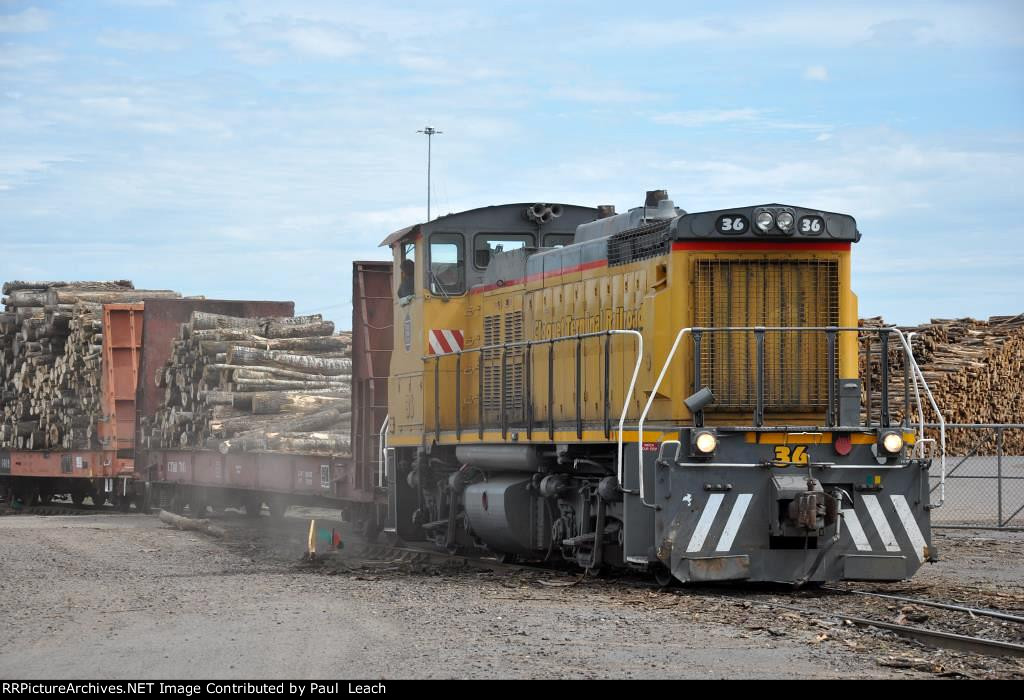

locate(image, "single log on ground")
[[158, 509, 226, 538]]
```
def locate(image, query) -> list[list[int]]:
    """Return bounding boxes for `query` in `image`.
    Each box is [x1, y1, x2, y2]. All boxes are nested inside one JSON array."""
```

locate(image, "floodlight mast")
[[417, 126, 442, 221]]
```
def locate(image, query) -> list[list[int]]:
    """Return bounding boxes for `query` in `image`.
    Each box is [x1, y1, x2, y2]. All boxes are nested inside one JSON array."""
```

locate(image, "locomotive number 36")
[[774, 445, 810, 464], [715, 215, 749, 234]]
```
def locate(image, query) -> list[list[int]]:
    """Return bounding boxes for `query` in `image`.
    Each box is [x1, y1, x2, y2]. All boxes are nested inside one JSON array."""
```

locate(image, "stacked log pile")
[[142, 312, 352, 456], [0, 280, 182, 449], [859, 314, 1024, 453]]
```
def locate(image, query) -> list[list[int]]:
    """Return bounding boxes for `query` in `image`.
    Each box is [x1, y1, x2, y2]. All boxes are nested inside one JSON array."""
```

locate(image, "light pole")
[[417, 126, 441, 221]]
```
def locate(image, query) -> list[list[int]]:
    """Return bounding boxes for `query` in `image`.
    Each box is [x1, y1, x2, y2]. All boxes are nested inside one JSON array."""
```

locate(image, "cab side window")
[[473, 233, 534, 269], [397, 242, 416, 298], [544, 233, 574, 248], [429, 234, 465, 296]]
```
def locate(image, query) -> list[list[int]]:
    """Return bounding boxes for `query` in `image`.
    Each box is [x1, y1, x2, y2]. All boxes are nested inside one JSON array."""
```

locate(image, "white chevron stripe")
[[862, 494, 900, 552], [686, 493, 724, 553], [890, 495, 928, 563], [428, 332, 444, 355], [715, 494, 752, 552], [441, 329, 461, 351], [842, 509, 872, 552]]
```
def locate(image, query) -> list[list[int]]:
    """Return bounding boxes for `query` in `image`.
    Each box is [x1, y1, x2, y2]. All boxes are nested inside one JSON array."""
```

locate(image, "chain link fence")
[[928, 424, 1024, 529]]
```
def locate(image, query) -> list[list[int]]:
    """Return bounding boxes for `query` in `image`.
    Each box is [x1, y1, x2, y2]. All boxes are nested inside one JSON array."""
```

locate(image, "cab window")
[[397, 241, 416, 298], [429, 233, 465, 296], [473, 233, 534, 269], [544, 233, 574, 248]]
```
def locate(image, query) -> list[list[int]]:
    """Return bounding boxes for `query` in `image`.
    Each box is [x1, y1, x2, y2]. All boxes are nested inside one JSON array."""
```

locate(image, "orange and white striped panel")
[[428, 329, 465, 355]]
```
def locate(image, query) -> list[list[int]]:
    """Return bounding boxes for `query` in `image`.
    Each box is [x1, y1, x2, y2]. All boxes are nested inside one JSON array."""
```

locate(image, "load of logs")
[[141, 311, 352, 456], [0, 280, 182, 450], [859, 314, 1024, 453]]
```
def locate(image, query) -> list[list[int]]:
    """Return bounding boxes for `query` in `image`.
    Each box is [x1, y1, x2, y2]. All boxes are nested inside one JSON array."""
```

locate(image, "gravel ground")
[[0, 509, 1020, 679]]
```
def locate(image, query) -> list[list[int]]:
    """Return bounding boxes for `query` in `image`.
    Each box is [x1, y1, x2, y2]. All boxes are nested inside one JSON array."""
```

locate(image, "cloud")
[[107, 0, 176, 6], [278, 23, 361, 58], [97, 30, 185, 52], [0, 45, 60, 69], [652, 108, 762, 127], [0, 7, 50, 33], [581, 4, 1024, 50], [651, 109, 829, 133], [804, 65, 829, 81]]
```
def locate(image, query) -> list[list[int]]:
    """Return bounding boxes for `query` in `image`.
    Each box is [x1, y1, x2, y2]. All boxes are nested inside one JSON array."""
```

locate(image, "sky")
[[1, 1, 1023, 327]]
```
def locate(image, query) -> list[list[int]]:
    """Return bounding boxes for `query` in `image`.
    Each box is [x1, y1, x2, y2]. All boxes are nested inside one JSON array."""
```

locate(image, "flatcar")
[[379, 190, 945, 584]]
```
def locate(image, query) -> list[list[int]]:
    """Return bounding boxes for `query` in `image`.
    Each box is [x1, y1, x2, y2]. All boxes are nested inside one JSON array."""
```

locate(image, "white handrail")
[[628, 325, 945, 511], [890, 329, 945, 508], [378, 414, 390, 488], [636, 327, 693, 508], [611, 330, 644, 490]]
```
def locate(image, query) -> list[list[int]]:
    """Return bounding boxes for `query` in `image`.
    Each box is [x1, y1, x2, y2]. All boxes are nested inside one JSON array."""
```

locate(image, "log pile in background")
[[142, 312, 352, 456], [0, 280, 182, 450], [859, 314, 1024, 453]]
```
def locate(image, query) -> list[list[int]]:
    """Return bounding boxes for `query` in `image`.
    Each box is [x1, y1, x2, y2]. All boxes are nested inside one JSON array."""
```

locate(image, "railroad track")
[[742, 595, 1024, 659], [205, 512, 1024, 664], [0, 502, 115, 517], [312, 534, 1024, 660]]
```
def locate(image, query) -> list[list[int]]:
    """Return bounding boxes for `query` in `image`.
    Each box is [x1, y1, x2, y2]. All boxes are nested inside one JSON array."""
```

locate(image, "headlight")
[[694, 431, 718, 454], [880, 432, 904, 454], [755, 211, 774, 232], [777, 211, 794, 232]]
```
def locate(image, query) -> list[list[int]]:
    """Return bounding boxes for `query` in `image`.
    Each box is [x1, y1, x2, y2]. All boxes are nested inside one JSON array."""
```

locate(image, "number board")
[[799, 216, 825, 235], [773, 445, 810, 465], [715, 214, 750, 235]]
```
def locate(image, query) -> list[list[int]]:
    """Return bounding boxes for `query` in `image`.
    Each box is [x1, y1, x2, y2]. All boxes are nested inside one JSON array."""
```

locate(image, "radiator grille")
[[482, 311, 524, 422], [483, 315, 502, 414], [693, 259, 839, 411], [607, 219, 672, 267]]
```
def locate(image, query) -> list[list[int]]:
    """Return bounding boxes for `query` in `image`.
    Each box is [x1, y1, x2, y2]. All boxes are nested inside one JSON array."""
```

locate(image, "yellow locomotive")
[[380, 191, 942, 584]]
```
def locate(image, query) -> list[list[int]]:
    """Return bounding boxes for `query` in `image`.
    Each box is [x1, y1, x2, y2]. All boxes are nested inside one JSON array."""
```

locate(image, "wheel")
[[653, 563, 676, 588], [495, 552, 518, 564], [92, 492, 106, 508], [115, 495, 132, 512], [267, 499, 287, 521], [71, 492, 85, 507], [243, 495, 263, 518], [168, 491, 185, 515]]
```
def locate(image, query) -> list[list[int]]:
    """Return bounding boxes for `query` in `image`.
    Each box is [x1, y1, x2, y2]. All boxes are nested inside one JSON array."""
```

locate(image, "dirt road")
[[0, 511, 1019, 679]]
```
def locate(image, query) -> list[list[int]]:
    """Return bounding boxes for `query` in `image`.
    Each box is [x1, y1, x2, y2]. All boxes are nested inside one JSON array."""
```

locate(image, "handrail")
[[636, 327, 693, 509], [423, 330, 643, 484], [378, 414, 390, 488], [891, 328, 946, 509], [421, 323, 947, 512], [612, 330, 644, 491]]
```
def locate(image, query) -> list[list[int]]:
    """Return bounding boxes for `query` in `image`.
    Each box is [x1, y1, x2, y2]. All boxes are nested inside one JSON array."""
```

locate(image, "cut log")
[[158, 510, 226, 538], [228, 346, 352, 376]]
